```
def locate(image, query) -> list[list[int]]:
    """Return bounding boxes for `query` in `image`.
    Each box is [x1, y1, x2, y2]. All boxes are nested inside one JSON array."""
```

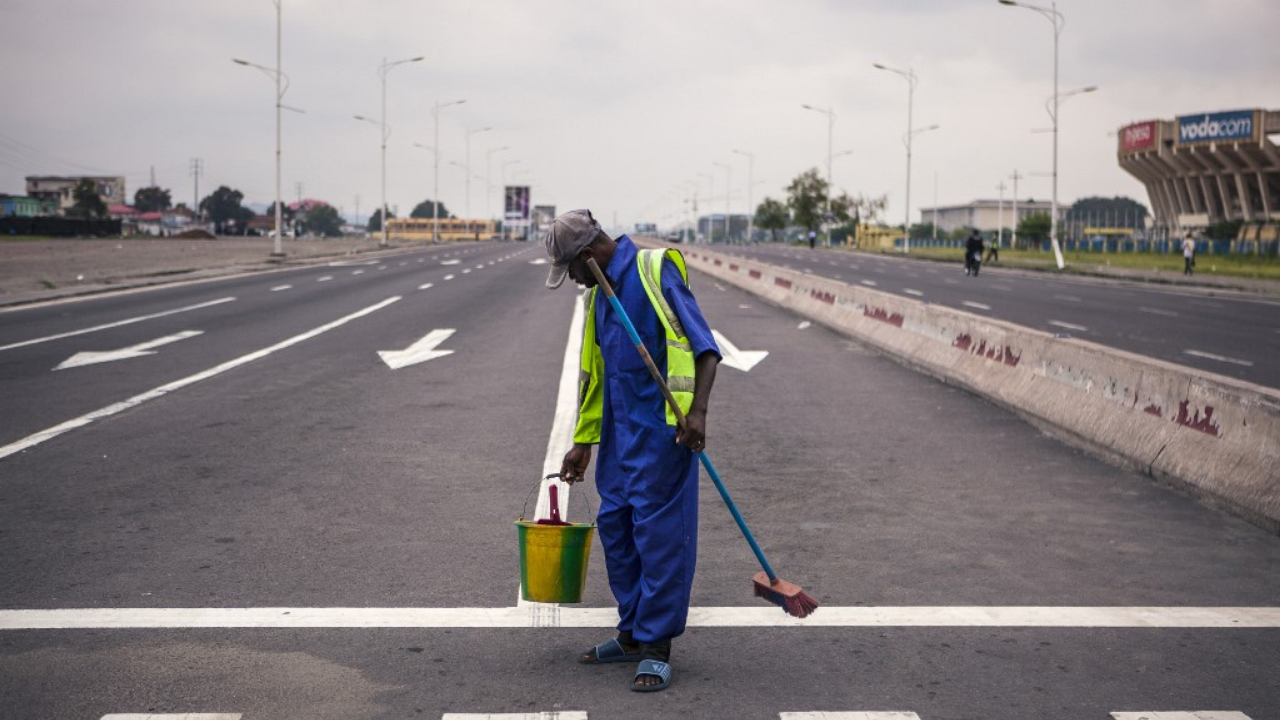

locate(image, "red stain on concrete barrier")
[[775, 278, 792, 289], [953, 334, 972, 351], [811, 289, 836, 305], [1002, 347, 1021, 367], [952, 334, 1021, 366], [864, 307, 904, 327], [749, 269, 762, 279], [1144, 404, 1163, 417], [729, 263, 739, 271], [1176, 401, 1221, 437], [714, 259, 722, 266]]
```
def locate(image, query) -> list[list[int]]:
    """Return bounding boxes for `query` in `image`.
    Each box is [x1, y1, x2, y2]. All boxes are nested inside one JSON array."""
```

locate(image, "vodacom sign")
[[1177, 109, 1257, 145]]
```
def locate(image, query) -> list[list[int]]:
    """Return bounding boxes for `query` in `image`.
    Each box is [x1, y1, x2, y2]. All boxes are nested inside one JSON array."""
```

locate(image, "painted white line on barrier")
[[4, 606, 1278, 630], [1049, 320, 1088, 332], [1140, 307, 1179, 317], [0, 297, 401, 462], [962, 301, 991, 311], [270, 285, 292, 292], [444, 714, 587, 720], [103, 715, 241, 720], [904, 289, 924, 297], [0, 297, 235, 353], [778, 707, 921, 712], [1184, 350, 1254, 367]]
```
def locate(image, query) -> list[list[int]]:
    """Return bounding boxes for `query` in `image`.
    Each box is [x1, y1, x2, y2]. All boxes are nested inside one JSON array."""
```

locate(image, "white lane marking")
[[944, 278, 959, 285], [529, 258, 548, 265], [444, 274, 455, 281], [1140, 306, 1179, 317], [378, 266, 387, 271], [444, 714, 587, 720], [860, 280, 877, 287], [475, 264, 485, 270], [417, 259, 424, 263], [317, 275, 333, 282], [462, 269, 472, 274], [418, 283, 434, 290], [711, 329, 768, 372], [5, 606, 1279, 629], [352, 270, 365, 276], [782, 714, 920, 720], [103, 715, 241, 720], [849, 265, 860, 270], [1049, 320, 1088, 332], [798, 321, 811, 329], [0, 297, 234, 353], [962, 301, 991, 311], [533, 291, 586, 524], [1054, 294, 1082, 303], [778, 707, 921, 712], [378, 329, 456, 370], [399, 262, 407, 267], [738, 304, 752, 309], [1111, 707, 1249, 712], [1184, 349, 1254, 367], [55, 330, 203, 370], [270, 285, 292, 292], [1191, 300, 1224, 309], [441, 259, 461, 265], [0, 297, 400, 462], [904, 289, 924, 297]]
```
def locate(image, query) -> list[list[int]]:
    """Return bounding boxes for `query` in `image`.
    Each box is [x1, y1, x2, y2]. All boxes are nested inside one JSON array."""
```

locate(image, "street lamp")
[[464, 125, 492, 221], [485, 145, 509, 226], [801, 104, 835, 247], [732, 149, 754, 244], [368, 55, 423, 247], [873, 63, 922, 254], [230, 0, 293, 257], [713, 161, 732, 243], [999, 0, 1069, 268], [432, 99, 466, 242]]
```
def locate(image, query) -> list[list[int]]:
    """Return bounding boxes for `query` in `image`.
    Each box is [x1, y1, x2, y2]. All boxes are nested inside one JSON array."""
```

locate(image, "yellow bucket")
[[516, 476, 595, 603]]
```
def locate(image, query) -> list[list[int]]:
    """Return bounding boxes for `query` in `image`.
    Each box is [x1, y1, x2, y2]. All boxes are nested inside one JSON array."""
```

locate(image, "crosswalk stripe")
[[1116, 707, 1254, 712]]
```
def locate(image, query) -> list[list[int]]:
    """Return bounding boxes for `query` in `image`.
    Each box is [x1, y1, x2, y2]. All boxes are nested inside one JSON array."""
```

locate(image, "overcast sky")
[[2, 0, 1277, 230]]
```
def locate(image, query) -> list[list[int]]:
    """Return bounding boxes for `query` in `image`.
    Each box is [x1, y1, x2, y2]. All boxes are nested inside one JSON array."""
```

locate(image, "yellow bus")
[[386, 217, 497, 242]]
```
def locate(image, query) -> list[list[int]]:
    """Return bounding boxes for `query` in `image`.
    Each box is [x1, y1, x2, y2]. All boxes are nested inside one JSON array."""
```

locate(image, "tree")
[[1017, 213, 1052, 246], [410, 199, 452, 220], [301, 205, 344, 237], [754, 198, 790, 242], [367, 207, 395, 232], [70, 178, 107, 218], [1205, 218, 1244, 241], [199, 186, 253, 234], [785, 168, 829, 238], [133, 186, 172, 213]]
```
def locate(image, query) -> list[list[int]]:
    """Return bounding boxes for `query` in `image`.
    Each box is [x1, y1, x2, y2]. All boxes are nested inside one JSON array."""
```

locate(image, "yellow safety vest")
[[574, 248, 696, 444]]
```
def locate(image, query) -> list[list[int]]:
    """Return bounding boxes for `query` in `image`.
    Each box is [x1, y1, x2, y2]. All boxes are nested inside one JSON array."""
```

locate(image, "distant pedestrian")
[[1183, 234, 1196, 275], [984, 233, 999, 264], [808, 230, 817, 249]]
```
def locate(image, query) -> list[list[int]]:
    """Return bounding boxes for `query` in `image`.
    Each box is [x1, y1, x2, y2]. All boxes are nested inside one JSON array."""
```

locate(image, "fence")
[[0, 217, 122, 237]]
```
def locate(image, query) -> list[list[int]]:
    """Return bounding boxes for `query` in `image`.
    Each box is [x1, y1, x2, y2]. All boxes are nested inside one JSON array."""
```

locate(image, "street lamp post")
[[367, 55, 423, 247], [431, 99, 465, 242], [873, 63, 921, 254], [1000, 0, 1071, 268], [464, 125, 492, 222], [713, 161, 732, 243], [732, 149, 754, 244], [801, 104, 835, 247]]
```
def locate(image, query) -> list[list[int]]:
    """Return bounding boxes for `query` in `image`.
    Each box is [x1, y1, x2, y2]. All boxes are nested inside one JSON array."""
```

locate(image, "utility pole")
[[996, 181, 1007, 248], [1010, 169, 1022, 249], [190, 158, 203, 221]]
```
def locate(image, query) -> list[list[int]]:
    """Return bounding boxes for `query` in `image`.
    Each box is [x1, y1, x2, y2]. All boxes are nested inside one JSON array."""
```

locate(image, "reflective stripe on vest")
[[573, 248, 696, 442]]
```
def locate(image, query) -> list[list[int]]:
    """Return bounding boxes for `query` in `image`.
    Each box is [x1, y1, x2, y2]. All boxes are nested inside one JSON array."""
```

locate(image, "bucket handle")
[[519, 473, 595, 523]]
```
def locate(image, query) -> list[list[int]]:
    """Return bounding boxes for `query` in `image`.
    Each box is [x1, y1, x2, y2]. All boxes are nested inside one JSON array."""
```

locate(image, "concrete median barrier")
[[649, 242, 1280, 534]]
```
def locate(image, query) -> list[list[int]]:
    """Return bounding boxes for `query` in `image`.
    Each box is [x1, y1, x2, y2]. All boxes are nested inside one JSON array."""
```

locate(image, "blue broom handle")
[[586, 259, 779, 583]]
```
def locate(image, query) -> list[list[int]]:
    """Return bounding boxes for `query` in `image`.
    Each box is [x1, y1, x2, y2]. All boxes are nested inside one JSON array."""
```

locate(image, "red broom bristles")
[[752, 571, 819, 619]]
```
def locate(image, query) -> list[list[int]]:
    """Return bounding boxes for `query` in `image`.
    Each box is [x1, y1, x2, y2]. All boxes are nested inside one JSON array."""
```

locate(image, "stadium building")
[[1117, 109, 1280, 234]]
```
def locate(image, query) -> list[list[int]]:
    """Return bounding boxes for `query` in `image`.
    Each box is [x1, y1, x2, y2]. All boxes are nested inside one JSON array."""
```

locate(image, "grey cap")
[[544, 208, 601, 289]]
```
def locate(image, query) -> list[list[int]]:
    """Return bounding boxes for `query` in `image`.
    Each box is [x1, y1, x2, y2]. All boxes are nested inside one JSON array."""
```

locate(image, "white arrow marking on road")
[[711, 330, 768, 372], [378, 329, 456, 370], [55, 331, 203, 370]]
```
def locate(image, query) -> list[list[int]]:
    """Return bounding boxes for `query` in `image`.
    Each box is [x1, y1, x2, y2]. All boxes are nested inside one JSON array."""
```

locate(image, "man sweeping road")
[[545, 209, 720, 693]]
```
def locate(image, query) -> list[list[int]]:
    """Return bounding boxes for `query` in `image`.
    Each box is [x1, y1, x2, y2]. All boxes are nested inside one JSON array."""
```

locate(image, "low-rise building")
[[0, 194, 51, 217], [918, 199, 1056, 234], [25, 176, 127, 215]]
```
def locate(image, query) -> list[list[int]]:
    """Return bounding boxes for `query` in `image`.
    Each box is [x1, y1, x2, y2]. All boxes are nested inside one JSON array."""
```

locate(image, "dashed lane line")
[[418, 283, 434, 290], [1054, 294, 1082, 303], [1050, 320, 1089, 332], [904, 289, 924, 297], [445, 714, 586, 720], [0, 297, 236, 353], [1112, 713, 1253, 720], [782, 714, 919, 720], [860, 280, 877, 287], [1183, 349, 1254, 367], [5, 606, 1278, 629], [316, 275, 333, 282], [962, 301, 991, 311], [270, 285, 291, 292], [1140, 306, 1179, 317], [0, 297, 401, 462]]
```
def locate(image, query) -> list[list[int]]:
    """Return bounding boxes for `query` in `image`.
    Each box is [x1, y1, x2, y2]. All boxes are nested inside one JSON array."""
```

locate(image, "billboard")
[[504, 185, 531, 221], [1176, 109, 1257, 146], [1120, 121, 1157, 153]]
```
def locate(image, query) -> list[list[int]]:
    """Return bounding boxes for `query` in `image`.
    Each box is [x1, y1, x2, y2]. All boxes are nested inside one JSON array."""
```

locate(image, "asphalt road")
[[716, 243, 1280, 389], [1, 240, 1277, 719]]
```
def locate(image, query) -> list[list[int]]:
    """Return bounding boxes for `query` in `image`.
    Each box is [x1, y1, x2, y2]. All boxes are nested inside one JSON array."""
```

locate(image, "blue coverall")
[[591, 236, 720, 644]]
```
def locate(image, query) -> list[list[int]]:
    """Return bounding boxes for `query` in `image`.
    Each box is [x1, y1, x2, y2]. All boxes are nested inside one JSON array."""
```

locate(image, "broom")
[[585, 257, 818, 618]]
